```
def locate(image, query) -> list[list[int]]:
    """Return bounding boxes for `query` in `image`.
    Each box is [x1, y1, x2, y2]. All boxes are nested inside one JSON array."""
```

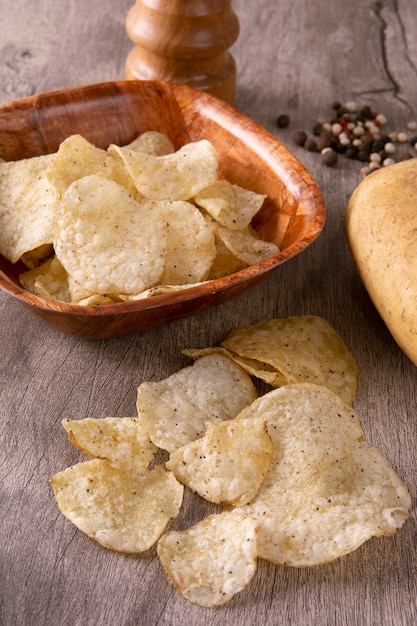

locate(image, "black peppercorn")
[[276, 113, 290, 128], [304, 137, 318, 152], [292, 130, 308, 146], [316, 131, 332, 151]]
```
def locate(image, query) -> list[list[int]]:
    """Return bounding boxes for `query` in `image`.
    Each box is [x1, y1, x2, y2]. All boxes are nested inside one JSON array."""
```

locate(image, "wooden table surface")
[[1, 1, 416, 624]]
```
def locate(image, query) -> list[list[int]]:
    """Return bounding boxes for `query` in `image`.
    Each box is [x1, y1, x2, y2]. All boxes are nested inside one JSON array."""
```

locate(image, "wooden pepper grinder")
[[125, 0, 240, 104]]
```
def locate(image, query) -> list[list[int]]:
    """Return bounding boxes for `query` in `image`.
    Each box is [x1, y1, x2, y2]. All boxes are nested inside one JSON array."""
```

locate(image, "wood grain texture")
[[0, 1, 416, 625], [125, 0, 239, 103]]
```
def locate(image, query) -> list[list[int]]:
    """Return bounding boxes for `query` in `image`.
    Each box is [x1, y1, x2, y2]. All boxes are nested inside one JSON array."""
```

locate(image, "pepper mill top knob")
[[125, 0, 240, 104]]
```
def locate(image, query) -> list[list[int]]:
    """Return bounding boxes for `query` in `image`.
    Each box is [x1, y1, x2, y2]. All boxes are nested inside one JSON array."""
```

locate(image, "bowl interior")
[[0, 80, 325, 337]]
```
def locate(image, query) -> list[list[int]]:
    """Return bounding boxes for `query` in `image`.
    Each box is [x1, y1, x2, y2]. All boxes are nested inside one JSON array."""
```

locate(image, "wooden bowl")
[[0, 80, 325, 339]]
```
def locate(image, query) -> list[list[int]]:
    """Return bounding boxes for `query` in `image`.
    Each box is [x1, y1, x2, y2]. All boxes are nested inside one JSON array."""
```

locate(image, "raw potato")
[[345, 158, 417, 366]]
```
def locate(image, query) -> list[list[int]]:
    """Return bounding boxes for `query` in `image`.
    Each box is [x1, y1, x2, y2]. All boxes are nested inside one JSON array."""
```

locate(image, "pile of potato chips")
[[0, 132, 279, 305], [51, 316, 411, 608]]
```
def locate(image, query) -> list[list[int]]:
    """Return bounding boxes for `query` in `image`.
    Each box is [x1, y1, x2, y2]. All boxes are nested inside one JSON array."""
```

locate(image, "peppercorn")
[[384, 142, 396, 154], [370, 139, 386, 153], [360, 105, 373, 119], [304, 137, 318, 152], [292, 130, 308, 146], [288, 100, 417, 174], [316, 131, 332, 151], [357, 148, 371, 162], [331, 138, 346, 153], [345, 147, 358, 159], [360, 132, 374, 147], [321, 149, 338, 167], [276, 113, 290, 128]]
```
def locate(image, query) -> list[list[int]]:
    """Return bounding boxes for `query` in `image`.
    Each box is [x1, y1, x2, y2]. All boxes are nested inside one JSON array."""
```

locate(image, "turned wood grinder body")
[[125, 0, 240, 104]]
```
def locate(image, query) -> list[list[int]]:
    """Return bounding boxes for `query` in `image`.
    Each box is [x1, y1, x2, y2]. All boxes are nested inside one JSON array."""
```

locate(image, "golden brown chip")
[[47, 134, 135, 195], [54, 175, 168, 295], [20, 243, 54, 269], [166, 418, 272, 505], [234, 383, 411, 566], [215, 222, 279, 266], [51, 460, 183, 553], [62, 417, 157, 473], [20, 256, 71, 302], [116, 282, 207, 300], [0, 154, 58, 263], [221, 316, 359, 403], [155, 200, 216, 284], [76, 294, 117, 306], [157, 512, 258, 607], [182, 346, 286, 386], [194, 180, 266, 230], [206, 237, 248, 279], [124, 131, 175, 155], [136, 353, 258, 452], [109, 139, 218, 201]]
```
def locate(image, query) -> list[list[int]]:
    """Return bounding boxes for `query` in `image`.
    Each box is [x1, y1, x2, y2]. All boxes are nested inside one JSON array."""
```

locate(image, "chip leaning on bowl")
[[0, 130, 279, 306]]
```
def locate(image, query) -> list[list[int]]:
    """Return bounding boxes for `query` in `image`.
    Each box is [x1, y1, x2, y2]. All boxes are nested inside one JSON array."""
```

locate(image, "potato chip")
[[54, 175, 168, 295], [109, 139, 218, 201], [76, 294, 118, 305], [51, 460, 183, 553], [136, 353, 258, 452], [194, 180, 266, 230], [62, 417, 157, 473], [47, 134, 135, 195], [20, 243, 54, 270], [182, 346, 286, 387], [3, 131, 277, 306], [215, 222, 279, 265], [20, 256, 70, 302], [66, 273, 105, 304], [118, 282, 208, 301], [193, 180, 235, 222], [151, 200, 216, 284], [166, 418, 272, 506], [234, 383, 411, 566], [124, 131, 175, 156], [221, 316, 359, 403], [232, 184, 267, 226], [157, 512, 257, 608], [207, 237, 248, 279], [0, 154, 58, 263], [19, 255, 115, 305]]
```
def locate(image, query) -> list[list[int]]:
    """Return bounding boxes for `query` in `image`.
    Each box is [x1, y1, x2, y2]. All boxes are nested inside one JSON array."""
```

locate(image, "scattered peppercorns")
[[277, 101, 417, 175]]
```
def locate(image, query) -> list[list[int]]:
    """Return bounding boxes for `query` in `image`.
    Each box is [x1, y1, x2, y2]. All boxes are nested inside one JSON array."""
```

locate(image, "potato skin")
[[345, 158, 417, 366]]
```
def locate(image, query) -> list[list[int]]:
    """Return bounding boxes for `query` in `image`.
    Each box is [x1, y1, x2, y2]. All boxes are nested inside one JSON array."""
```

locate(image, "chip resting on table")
[[234, 383, 411, 566], [157, 512, 258, 608]]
